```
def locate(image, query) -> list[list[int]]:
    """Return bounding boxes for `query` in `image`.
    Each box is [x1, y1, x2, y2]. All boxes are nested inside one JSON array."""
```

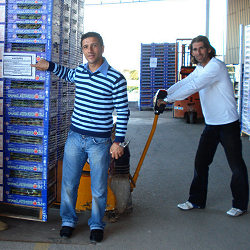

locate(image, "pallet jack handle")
[[130, 114, 159, 191], [130, 89, 167, 191]]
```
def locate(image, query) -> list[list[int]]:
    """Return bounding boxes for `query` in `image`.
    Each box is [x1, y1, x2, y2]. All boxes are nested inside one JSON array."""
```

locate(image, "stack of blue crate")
[[242, 25, 250, 136], [139, 43, 176, 110], [1, 0, 84, 221], [0, 0, 6, 204]]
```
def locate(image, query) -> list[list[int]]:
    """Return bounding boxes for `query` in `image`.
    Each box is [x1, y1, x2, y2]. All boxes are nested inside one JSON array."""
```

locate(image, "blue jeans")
[[188, 120, 249, 210], [60, 130, 111, 230]]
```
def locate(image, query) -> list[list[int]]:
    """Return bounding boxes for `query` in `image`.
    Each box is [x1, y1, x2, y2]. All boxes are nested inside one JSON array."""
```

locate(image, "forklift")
[[173, 39, 203, 123], [173, 66, 203, 123]]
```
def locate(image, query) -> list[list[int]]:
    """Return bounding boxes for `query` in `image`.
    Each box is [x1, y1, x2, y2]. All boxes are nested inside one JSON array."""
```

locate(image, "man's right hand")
[[157, 99, 167, 107], [31, 59, 49, 71]]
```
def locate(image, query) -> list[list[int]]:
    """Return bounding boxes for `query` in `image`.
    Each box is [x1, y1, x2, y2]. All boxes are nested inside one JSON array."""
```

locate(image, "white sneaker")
[[177, 201, 199, 210], [226, 208, 246, 217]]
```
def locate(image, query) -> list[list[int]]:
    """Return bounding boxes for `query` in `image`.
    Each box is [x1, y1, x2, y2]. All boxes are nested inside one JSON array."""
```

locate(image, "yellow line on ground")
[[34, 243, 50, 250]]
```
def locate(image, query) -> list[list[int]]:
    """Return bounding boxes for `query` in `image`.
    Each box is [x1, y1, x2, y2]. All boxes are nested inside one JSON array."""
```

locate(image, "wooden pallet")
[[0, 203, 44, 222]]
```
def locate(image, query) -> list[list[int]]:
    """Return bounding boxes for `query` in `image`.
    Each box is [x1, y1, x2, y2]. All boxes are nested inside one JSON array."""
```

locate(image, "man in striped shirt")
[[32, 32, 130, 242]]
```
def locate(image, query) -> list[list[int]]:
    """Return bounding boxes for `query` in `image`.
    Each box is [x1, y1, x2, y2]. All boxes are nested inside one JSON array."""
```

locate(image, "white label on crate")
[[0, 81, 2, 97], [0, 0, 6, 3], [0, 169, 2, 185], [0, 152, 2, 168], [0, 5, 5, 23], [150, 57, 157, 68], [0, 99, 2, 116], [0, 43, 3, 60], [0, 24, 4, 42], [2, 53, 36, 79], [0, 117, 2, 133], [0, 135, 2, 150], [0, 186, 3, 201]]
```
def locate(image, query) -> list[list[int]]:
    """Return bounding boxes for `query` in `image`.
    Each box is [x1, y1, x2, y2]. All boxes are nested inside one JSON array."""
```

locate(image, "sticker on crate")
[[0, 168, 3, 184], [0, 63, 2, 78], [0, 24, 5, 42], [0, 186, 3, 201], [0, 80, 3, 97], [0, 117, 3, 133], [0, 151, 3, 167], [0, 134, 2, 150], [0, 98, 2, 115], [2, 52, 36, 79], [150, 57, 157, 68], [0, 43, 4, 60], [0, 5, 5, 23]]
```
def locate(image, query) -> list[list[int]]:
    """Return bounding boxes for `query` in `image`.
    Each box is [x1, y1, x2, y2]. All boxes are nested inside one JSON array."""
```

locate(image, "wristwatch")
[[118, 141, 130, 148]]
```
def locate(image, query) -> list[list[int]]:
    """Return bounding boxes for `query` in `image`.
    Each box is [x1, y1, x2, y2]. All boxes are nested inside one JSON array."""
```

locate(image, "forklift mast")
[[174, 39, 203, 123]]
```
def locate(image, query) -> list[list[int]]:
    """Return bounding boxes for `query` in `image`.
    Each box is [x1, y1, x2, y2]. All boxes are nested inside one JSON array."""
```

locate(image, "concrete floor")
[[0, 102, 249, 250]]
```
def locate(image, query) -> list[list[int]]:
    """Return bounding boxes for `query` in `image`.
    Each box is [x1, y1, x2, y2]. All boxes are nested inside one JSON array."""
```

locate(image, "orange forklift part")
[[173, 66, 203, 123], [130, 114, 159, 190]]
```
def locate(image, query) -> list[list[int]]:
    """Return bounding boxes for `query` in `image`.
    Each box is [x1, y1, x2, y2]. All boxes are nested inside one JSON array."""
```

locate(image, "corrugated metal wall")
[[225, 0, 250, 64]]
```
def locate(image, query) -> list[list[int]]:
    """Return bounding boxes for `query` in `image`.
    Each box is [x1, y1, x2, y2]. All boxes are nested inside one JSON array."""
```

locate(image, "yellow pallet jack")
[[74, 90, 167, 218]]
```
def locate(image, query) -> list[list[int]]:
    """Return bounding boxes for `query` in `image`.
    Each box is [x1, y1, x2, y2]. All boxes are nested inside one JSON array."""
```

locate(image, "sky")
[[83, 0, 227, 71]]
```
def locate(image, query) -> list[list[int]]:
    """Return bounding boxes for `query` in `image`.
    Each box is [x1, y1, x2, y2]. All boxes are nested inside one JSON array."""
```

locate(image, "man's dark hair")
[[190, 35, 216, 64], [81, 32, 104, 47]]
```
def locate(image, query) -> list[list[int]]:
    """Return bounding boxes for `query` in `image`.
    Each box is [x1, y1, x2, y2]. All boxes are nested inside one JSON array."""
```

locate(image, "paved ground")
[[0, 102, 249, 250]]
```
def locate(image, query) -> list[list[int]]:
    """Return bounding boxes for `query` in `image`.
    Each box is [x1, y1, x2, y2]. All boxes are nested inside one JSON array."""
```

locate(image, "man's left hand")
[[110, 143, 124, 159]]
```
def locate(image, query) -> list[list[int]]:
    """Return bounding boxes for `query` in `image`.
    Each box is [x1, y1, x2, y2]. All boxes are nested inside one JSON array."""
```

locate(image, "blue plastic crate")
[[7, 13, 49, 24], [5, 176, 44, 190], [4, 193, 46, 207], [6, 161, 44, 173], [7, 2, 52, 14]]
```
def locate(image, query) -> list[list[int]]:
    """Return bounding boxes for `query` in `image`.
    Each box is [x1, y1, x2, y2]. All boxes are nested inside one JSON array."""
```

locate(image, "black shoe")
[[90, 229, 104, 243], [60, 226, 74, 238]]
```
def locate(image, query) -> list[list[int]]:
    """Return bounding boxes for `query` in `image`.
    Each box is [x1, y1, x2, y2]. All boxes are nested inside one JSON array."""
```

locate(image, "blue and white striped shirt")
[[48, 58, 130, 142]]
